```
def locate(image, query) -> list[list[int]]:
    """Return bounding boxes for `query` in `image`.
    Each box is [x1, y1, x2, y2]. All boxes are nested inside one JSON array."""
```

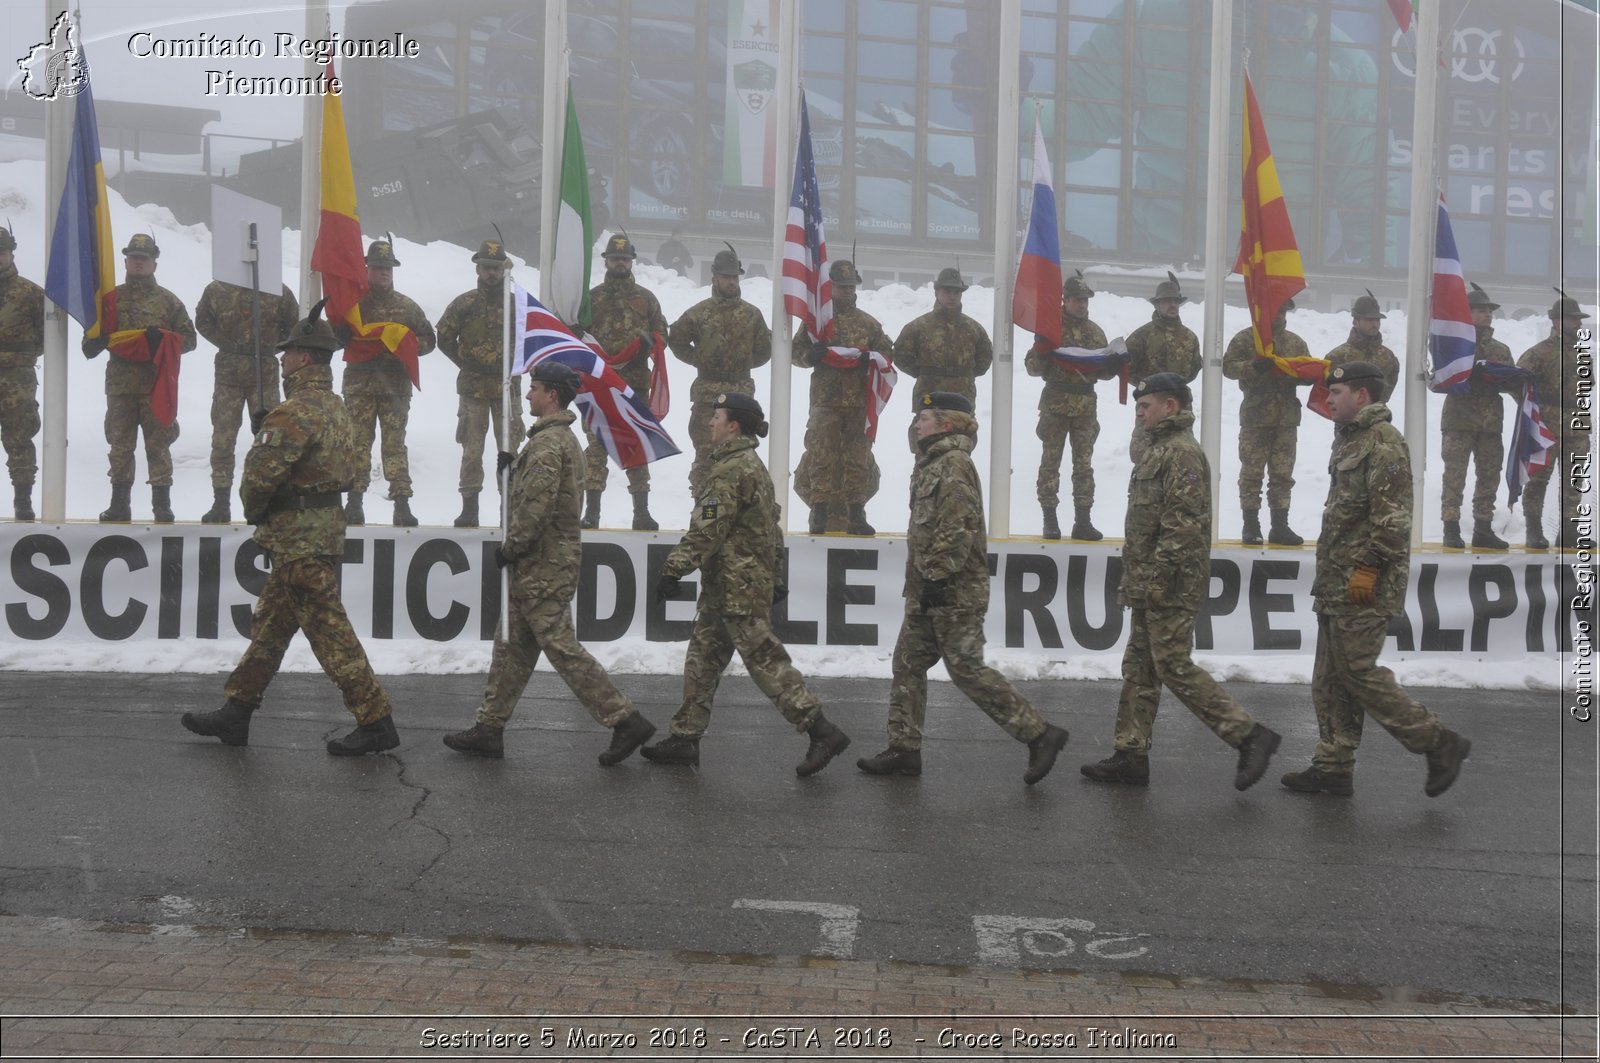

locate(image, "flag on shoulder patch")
[[255, 428, 280, 446]]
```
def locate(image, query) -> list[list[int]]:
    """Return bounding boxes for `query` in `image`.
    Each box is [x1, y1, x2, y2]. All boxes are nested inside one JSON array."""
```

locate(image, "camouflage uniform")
[[1221, 323, 1313, 511], [1519, 328, 1592, 535], [1324, 328, 1400, 402], [1124, 311, 1200, 463], [887, 416, 1050, 750], [1026, 307, 1113, 508], [792, 292, 895, 508], [1308, 402, 1444, 775], [585, 274, 668, 493], [195, 281, 298, 490], [661, 434, 823, 736], [1440, 324, 1513, 524], [0, 259, 45, 492], [435, 281, 524, 496], [477, 408, 633, 728], [97, 275, 197, 486], [667, 289, 771, 493], [337, 287, 436, 500], [224, 363, 393, 726], [894, 300, 992, 448], [1112, 408, 1258, 751]]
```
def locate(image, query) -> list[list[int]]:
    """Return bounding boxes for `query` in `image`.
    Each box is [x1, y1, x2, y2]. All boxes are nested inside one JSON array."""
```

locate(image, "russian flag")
[[1012, 112, 1062, 349]]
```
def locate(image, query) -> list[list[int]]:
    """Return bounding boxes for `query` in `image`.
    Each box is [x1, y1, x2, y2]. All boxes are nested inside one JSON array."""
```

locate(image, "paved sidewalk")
[[0, 915, 1592, 1060]]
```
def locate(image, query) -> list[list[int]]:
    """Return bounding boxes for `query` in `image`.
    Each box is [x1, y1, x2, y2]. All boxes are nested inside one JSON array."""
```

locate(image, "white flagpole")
[[501, 271, 513, 643], [40, 0, 69, 522], [538, 0, 569, 300], [987, 0, 1021, 537], [1200, 0, 1235, 543], [1403, 0, 1443, 550], [767, 0, 799, 526], [298, 0, 327, 309]]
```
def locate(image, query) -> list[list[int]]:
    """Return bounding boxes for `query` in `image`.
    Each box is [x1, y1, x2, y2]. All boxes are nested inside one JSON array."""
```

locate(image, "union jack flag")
[[512, 283, 679, 470], [782, 90, 832, 343], [1505, 375, 1557, 509], [1427, 196, 1478, 394]]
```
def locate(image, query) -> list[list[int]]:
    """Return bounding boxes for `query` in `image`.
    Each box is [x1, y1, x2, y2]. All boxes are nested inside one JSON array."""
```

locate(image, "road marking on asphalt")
[[973, 914, 1150, 965], [732, 899, 860, 958]]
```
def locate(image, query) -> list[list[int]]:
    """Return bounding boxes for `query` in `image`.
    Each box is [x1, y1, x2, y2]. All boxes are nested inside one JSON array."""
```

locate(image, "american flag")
[[1427, 197, 1478, 394], [818, 346, 897, 440], [1505, 375, 1557, 509], [782, 90, 832, 343], [511, 283, 679, 470]]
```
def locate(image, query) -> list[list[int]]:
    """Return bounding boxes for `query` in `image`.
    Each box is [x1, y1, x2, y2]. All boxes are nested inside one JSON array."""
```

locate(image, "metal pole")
[[1200, 0, 1236, 542], [501, 270, 513, 643], [538, 0, 569, 300], [767, 0, 799, 527], [987, 0, 1021, 537], [249, 223, 264, 420], [40, 0, 69, 522], [298, 0, 327, 309], [1403, 0, 1443, 550]]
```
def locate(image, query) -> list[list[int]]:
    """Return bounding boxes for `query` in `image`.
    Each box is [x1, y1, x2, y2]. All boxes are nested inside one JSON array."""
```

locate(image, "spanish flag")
[[45, 41, 115, 342]]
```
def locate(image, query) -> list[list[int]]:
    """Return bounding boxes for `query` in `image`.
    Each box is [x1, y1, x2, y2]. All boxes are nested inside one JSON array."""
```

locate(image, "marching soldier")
[[857, 392, 1070, 784], [667, 242, 771, 495], [1519, 292, 1593, 550], [642, 393, 851, 776], [82, 233, 196, 523], [1324, 289, 1400, 402], [1220, 299, 1314, 545], [894, 267, 992, 449], [581, 233, 669, 531], [337, 238, 436, 528], [1078, 374, 1281, 790], [181, 301, 401, 756], [435, 239, 524, 529], [1439, 283, 1514, 550], [792, 258, 894, 535], [442, 360, 657, 762], [1280, 362, 1470, 798], [0, 225, 44, 521], [1025, 269, 1119, 541], [195, 279, 299, 524], [1125, 271, 1200, 465]]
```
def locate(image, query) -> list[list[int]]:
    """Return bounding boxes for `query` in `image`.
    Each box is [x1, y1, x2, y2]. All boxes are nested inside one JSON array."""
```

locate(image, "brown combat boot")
[[443, 721, 504, 758], [1424, 730, 1471, 797], [1069, 505, 1102, 541], [453, 492, 479, 528], [1280, 766, 1354, 796], [641, 733, 700, 766], [392, 497, 418, 528], [1525, 512, 1549, 550], [1041, 506, 1061, 540], [1023, 723, 1069, 784], [598, 711, 656, 766], [201, 486, 231, 524], [1442, 519, 1465, 549], [856, 746, 922, 776], [1080, 749, 1150, 786], [845, 504, 875, 536], [181, 698, 256, 746], [631, 492, 659, 531], [580, 490, 602, 530], [99, 483, 132, 523], [1471, 520, 1508, 551], [796, 713, 851, 776], [13, 482, 34, 522], [1234, 724, 1282, 791], [1267, 508, 1303, 546], [327, 715, 400, 756], [1241, 510, 1264, 546], [808, 503, 830, 535]]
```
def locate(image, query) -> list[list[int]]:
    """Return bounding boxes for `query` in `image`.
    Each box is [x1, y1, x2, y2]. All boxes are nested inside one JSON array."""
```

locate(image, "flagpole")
[[767, 0, 799, 526], [1199, 0, 1235, 544], [538, 0, 569, 301], [40, 0, 70, 522], [987, 0, 1021, 538], [298, 0, 327, 308], [500, 271, 512, 643], [1402, 0, 1443, 550]]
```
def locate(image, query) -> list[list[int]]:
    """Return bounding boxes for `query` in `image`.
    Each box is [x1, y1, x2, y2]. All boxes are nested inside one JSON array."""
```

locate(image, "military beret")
[[1327, 361, 1385, 389], [472, 239, 509, 265], [934, 266, 968, 291], [366, 239, 401, 267], [714, 391, 764, 419], [917, 390, 974, 415], [829, 259, 863, 286], [530, 359, 581, 391], [123, 233, 160, 258], [0, 226, 15, 252], [1131, 372, 1191, 401], [604, 233, 637, 259]]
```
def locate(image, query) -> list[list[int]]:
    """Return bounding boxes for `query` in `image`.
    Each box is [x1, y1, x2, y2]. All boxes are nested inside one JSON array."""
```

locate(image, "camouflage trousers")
[[1238, 424, 1298, 511], [1439, 428, 1503, 523], [1521, 427, 1591, 537], [1035, 412, 1099, 508], [669, 611, 821, 737], [1113, 606, 1256, 753], [345, 389, 412, 499], [794, 406, 879, 507], [584, 429, 650, 494], [887, 606, 1048, 750], [477, 593, 632, 729], [0, 366, 39, 486], [209, 380, 281, 489], [1309, 612, 1443, 774], [105, 394, 179, 486], [456, 391, 525, 495], [224, 555, 392, 725]]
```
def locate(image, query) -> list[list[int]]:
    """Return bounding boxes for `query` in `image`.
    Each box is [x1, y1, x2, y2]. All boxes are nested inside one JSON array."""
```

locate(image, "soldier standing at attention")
[[195, 279, 299, 524], [792, 259, 894, 535], [857, 392, 1070, 784], [641, 393, 851, 776], [435, 239, 524, 529], [1078, 374, 1281, 790], [1517, 293, 1592, 551], [894, 267, 991, 450], [1124, 272, 1200, 466], [442, 360, 657, 762], [1438, 284, 1514, 550], [82, 233, 197, 524], [337, 238, 436, 528], [181, 302, 401, 756], [1324, 289, 1400, 402], [667, 242, 771, 495], [581, 233, 668, 531], [1220, 298, 1314, 546], [1025, 269, 1118, 541], [1280, 362, 1471, 798], [0, 225, 44, 521]]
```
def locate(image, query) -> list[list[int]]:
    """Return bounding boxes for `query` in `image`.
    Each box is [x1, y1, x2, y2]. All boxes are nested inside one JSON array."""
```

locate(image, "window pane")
[[858, 0, 919, 39]]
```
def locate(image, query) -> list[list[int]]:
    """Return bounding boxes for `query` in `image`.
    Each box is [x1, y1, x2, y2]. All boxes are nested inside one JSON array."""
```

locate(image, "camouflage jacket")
[[436, 282, 514, 400], [1518, 329, 1586, 421], [791, 295, 895, 410], [1325, 329, 1400, 402], [589, 275, 668, 394], [661, 434, 782, 615], [1221, 325, 1313, 429], [94, 276, 197, 396], [1025, 311, 1112, 417], [242, 364, 358, 564], [502, 409, 584, 602], [905, 427, 989, 613], [1440, 325, 1513, 432], [1313, 402, 1411, 616], [195, 280, 297, 389], [336, 287, 436, 398], [0, 263, 45, 369], [894, 305, 992, 410], [1126, 312, 1201, 384], [1120, 410, 1211, 610], [668, 290, 772, 404]]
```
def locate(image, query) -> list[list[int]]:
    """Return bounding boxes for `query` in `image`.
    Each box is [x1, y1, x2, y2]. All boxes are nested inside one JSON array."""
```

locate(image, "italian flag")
[[546, 86, 593, 332]]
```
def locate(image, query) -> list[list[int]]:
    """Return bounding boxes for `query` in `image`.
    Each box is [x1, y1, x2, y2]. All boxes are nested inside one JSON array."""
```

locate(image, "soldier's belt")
[[265, 491, 345, 516], [459, 360, 503, 378], [1055, 384, 1097, 396]]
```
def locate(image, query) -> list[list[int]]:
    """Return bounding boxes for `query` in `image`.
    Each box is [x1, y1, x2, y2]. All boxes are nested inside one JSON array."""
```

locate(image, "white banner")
[[722, 0, 780, 188]]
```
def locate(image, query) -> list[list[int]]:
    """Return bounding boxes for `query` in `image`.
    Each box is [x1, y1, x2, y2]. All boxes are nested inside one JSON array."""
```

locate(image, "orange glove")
[[1348, 565, 1379, 606]]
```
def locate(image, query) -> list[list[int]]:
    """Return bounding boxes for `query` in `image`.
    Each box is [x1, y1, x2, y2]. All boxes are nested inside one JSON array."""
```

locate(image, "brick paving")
[[0, 916, 1592, 1061]]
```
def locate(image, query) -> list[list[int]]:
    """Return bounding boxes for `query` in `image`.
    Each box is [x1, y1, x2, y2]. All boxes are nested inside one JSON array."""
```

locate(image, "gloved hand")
[[655, 573, 683, 603], [1348, 565, 1380, 606], [496, 450, 515, 476], [82, 337, 106, 359], [811, 341, 829, 363], [145, 326, 165, 354], [919, 578, 949, 609], [773, 581, 789, 605], [494, 545, 511, 569], [250, 409, 267, 435]]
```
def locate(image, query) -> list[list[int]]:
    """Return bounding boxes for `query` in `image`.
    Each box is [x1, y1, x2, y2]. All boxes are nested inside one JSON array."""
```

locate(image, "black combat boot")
[[1424, 730, 1471, 797], [1070, 505, 1103, 541], [1233, 724, 1282, 791], [1525, 513, 1549, 550], [641, 733, 700, 766], [796, 712, 851, 776], [845, 504, 875, 536], [1442, 519, 1465, 549], [580, 490, 602, 530], [1080, 749, 1150, 786], [631, 492, 659, 531], [1241, 510, 1264, 546], [443, 721, 504, 758], [344, 492, 366, 526], [327, 715, 400, 756], [392, 497, 418, 528], [201, 486, 231, 524], [1023, 723, 1069, 784], [453, 492, 479, 528], [1279, 766, 1354, 796], [99, 482, 132, 523], [808, 503, 831, 535], [1267, 508, 1303, 546], [13, 482, 34, 522], [1041, 507, 1061, 540], [598, 711, 657, 766], [180, 698, 256, 746], [1471, 520, 1507, 551], [856, 746, 922, 776], [151, 486, 174, 524]]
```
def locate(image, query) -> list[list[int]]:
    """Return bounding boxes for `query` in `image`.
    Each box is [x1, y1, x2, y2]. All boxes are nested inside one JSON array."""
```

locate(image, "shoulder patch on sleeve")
[[699, 499, 720, 521], [254, 428, 282, 447]]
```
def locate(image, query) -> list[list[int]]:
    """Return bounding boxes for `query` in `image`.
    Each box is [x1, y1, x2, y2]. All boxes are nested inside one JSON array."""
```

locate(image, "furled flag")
[[45, 31, 115, 342], [782, 89, 832, 343], [547, 86, 593, 330], [1012, 111, 1063, 349], [1387, 0, 1416, 32], [816, 345, 897, 440], [1506, 378, 1557, 509], [1426, 196, 1478, 393], [511, 283, 678, 470]]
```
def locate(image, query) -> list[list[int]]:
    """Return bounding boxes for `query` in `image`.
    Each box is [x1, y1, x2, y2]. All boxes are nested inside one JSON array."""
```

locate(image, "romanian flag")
[[45, 43, 115, 342]]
